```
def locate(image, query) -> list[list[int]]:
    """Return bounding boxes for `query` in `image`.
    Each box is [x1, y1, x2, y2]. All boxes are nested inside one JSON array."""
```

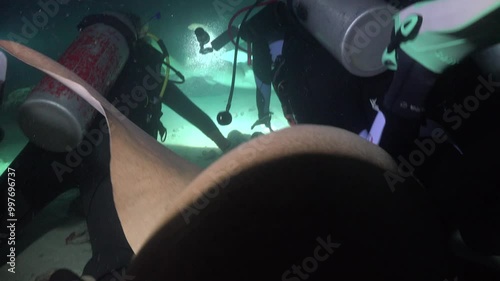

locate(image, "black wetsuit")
[[240, 3, 286, 122]]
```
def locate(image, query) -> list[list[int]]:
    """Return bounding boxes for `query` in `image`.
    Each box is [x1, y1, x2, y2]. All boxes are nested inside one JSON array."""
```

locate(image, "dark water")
[[1, 0, 256, 94]]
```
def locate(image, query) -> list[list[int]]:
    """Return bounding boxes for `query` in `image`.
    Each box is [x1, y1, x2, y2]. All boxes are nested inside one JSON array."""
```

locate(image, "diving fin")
[[383, 0, 500, 74]]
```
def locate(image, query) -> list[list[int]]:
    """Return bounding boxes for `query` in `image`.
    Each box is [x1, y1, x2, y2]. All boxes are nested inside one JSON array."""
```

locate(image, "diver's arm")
[[162, 83, 231, 150], [369, 0, 500, 156]]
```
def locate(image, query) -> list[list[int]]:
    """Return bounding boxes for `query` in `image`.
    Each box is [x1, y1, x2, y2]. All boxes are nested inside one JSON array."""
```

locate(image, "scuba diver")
[[239, 0, 383, 131], [202, 0, 393, 133], [239, 2, 287, 130], [192, 0, 287, 130], [76, 13, 235, 280], [109, 14, 233, 152], [0, 50, 6, 143], [267, 1, 394, 134]]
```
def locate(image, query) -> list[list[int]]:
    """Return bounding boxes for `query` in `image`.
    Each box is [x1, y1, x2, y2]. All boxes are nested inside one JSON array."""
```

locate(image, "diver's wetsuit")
[[240, 3, 287, 127]]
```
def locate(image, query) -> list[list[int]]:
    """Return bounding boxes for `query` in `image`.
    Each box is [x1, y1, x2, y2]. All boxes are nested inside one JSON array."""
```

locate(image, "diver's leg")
[[251, 39, 274, 130], [162, 83, 231, 151]]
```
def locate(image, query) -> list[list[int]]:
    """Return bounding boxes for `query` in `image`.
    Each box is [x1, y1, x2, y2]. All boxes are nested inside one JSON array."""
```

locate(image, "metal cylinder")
[[18, 15, 133, 152], [291, 0, 398, 77]]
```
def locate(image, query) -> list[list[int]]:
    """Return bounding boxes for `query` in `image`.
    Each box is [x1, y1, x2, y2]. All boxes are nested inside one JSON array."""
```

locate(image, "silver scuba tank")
[[289, 0, 399, 77], [17, 13, 136, 153]]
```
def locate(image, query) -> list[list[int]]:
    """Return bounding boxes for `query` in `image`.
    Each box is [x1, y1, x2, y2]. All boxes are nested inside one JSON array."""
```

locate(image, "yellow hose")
[[146, 32, 169, 99], [160, 56, 170, 98]]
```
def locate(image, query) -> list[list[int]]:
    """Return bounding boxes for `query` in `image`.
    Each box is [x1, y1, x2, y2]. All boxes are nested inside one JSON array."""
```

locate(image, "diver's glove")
[[251, 112, 273, 131]]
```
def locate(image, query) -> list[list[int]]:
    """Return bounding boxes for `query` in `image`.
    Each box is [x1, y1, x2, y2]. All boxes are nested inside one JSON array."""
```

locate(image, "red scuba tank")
[[18, 13, 137, 152]]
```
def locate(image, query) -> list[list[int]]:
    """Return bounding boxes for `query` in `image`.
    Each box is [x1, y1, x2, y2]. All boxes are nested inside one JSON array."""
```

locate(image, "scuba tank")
[[288, 0, 398, 77], [18, 13, 137, 153]]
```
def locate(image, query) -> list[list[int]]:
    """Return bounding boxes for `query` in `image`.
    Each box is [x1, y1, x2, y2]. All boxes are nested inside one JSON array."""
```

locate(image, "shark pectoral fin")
[[107, 111, 202, 252], [0, 40, 202, 253]]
